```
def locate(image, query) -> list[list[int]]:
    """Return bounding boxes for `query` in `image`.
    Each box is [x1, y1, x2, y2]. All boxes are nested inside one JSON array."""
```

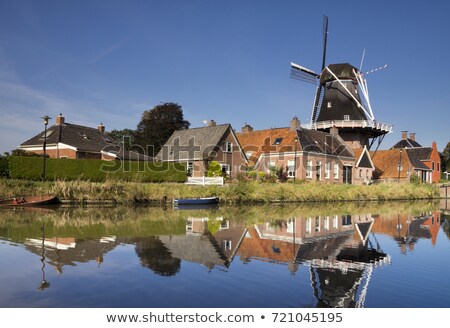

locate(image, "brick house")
[[370, 148, 432, 183], [19, 114, 151, 161], [236, 117, 365, 184], [156, 120, 248, 179], [390, 131, 441, 183]]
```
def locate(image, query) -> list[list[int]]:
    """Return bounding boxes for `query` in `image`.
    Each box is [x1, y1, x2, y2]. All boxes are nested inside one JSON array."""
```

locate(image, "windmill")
[[290, 15, 392, 150]]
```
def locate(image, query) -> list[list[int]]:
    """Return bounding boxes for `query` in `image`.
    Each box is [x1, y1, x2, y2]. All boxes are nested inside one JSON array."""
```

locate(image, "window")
[[325, 162, 330, 179], [333, 163, 339, 179], [187, 162, 194, 177], [221, 240, 232, 251], [220, 164, 230, 176], [432, 161, 435, 170], [327, 101, 332, 108], [366, 170, 369, 179], [342, 214, 352, 226], [220, 220, 229, 230], [344, 115, 350, 121], [39, 129, 54, 140], [224, 142, 232, 153], [273, 138, 283, 145], [287, 160, 295, 178], [268, 160, 276, 170], [359, 169, 362, 178], [332, 215, 338, 229], [306, 217, 312, 234], [323, 217, 330, 231], [306, 160, 313, 178], [60, 156, 67, 159], [315, 217, 321, 232], [316, 161, 322, 181], [437, 162, 440, 172]]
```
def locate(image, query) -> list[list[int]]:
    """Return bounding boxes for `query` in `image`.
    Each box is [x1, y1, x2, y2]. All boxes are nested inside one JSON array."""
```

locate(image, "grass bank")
[[0, 178, 440, 203]]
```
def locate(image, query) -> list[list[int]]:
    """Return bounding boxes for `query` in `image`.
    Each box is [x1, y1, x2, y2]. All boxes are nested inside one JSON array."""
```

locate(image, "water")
[[0, 201, 449, 308]]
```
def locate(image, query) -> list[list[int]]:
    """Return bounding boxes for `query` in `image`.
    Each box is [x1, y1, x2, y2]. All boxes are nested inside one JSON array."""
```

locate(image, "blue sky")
[[0, 0, 449, 154]]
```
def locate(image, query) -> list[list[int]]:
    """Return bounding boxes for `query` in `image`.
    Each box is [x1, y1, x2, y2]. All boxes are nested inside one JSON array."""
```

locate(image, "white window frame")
[[220, 163, 231, 176], [344, 115, 350, 121], [287, 160, 295, 178], [187, 161, 194, 176], [306, 217, 312, 234], [224, 141, 232, 153], [333, 215, 339, 229], [323, 216, 330, 231], [325, 162, 330, 179], [333, 163, 339, 180], [306, 160, 313, 179], [316, 161, 322, 181], [315, 217, 321, 232]]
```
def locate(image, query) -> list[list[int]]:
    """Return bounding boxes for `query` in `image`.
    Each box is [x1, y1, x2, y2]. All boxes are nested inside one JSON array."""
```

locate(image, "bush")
[[8, 156, 186, 182], [0, 156, 9, 177], [207, 161, 222, 177], [409, 174, 421, 185]]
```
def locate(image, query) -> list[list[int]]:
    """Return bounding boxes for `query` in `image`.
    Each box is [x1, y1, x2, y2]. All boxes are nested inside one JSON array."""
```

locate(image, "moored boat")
[[0, 195, 59, 207], [173, 196, 219, 206]]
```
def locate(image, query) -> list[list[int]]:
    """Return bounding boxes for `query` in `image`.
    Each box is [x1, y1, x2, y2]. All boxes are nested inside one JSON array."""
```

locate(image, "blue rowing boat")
[[173, 196, 219, 206]]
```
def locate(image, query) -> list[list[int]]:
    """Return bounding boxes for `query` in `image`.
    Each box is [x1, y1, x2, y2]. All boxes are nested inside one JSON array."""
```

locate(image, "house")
[[391, 131, 441, 183], [370, 148, 432, 183], [19, 114, 151, 161], [156, 120, 247, 179], [236, 117, 366, 184]]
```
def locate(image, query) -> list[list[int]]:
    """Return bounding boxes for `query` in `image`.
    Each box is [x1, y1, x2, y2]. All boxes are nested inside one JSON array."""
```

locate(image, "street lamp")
[[397, 149, 403, 183], [294, 138, 298, 182], [41, 115, 51, 181]]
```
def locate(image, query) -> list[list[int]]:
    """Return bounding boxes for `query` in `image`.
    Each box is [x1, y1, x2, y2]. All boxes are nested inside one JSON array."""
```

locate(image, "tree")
[[442, 141, 450, 172], [108, 128, 137, 151], [135, 102, 190, 156]]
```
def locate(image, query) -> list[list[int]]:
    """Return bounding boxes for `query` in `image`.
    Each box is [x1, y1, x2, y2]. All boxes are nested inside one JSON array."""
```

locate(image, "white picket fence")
[[186, 177, 224, 186]]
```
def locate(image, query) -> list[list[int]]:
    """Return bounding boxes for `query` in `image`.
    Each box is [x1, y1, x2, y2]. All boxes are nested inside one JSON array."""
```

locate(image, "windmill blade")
[[321, 15, 329, 71], [364, 64, 388, 76], [311, 84, 324, 123], [290, 62, 319, 85]]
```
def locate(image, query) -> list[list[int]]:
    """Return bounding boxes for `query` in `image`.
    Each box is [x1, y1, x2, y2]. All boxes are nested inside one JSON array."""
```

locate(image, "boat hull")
[[173, 197, 219, 206], [0, 195, 59, 207]]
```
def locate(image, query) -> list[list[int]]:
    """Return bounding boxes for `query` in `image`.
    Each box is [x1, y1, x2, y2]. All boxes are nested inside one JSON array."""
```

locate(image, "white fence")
[[186, 177, 224, 186]]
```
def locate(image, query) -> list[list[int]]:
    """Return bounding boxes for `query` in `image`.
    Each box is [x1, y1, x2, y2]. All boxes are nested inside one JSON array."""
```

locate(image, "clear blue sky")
[[0, 0, 449, 154]]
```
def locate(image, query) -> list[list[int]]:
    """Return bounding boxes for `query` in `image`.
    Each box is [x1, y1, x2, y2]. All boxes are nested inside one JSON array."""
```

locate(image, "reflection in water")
[[0, 201, 448, 308]]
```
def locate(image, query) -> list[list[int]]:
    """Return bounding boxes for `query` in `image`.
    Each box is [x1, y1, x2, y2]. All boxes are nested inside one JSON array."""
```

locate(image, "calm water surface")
[[0, 200, 449, 308]]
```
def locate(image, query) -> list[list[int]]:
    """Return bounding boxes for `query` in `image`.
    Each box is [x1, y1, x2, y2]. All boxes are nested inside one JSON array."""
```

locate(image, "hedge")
[[0, 157, 9, 177], [8, 156, 187, 182]]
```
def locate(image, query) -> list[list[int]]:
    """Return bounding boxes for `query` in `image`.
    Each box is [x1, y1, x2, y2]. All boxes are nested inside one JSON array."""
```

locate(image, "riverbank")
[[0, 178, 440, 204]]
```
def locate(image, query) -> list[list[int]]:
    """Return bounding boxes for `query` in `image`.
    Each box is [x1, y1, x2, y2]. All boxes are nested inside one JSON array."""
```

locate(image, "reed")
[[0, 178, 440, 204]]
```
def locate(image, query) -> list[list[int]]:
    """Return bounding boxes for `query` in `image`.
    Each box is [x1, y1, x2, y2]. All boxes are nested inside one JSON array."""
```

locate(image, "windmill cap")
[[320, 63, 360, 84]]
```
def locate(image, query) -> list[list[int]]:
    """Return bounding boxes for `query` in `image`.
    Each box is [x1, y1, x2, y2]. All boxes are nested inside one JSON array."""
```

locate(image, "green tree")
[[10, 149, 43, 157], [135, 102, 190, 156], [442, 141, 450, 172], [108, 128, 137, 151]]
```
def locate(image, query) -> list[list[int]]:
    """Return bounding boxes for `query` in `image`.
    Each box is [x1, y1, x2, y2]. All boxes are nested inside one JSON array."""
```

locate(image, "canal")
[[0, 201, 449, 308]]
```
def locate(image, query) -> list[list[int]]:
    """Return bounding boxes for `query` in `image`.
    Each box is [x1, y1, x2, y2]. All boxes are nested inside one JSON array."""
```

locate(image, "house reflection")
[[371, 211, 441, 254]]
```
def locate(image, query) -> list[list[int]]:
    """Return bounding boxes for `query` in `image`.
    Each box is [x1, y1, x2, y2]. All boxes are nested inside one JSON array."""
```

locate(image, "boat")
[[0, 195, 59, 207], [173, 196, 219, 206]]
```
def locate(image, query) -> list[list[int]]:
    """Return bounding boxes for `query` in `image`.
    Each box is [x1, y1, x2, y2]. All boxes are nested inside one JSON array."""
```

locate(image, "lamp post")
[[397, 149, 402, 183], [294, 138, 298, 182], [41, 116, 51, 181]]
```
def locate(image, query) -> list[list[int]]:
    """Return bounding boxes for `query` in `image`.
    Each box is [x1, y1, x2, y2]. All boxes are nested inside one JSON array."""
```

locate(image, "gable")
[[355, 147, 374, 169]]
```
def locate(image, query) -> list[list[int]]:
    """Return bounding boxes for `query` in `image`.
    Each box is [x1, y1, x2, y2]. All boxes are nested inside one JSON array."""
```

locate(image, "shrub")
[[409, 175, 421, 185], [0, 156, 9, 178], [8, 156, 186, 182], [207, 160, 222, 177]]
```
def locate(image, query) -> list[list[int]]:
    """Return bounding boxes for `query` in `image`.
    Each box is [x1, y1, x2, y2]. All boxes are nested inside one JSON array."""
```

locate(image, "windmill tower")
[[290, 16, 392, 150]]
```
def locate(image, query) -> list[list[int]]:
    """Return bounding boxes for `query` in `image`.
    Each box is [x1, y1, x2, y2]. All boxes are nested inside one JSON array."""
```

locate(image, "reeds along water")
[[0, 179, 440, 204]]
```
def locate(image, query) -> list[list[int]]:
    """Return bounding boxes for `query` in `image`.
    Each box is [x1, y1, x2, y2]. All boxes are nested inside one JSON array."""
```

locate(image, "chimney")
[[98, 123, 105, 133], [409, 132, 416, 141], [290, 116, 301, 131], [56, 113, 65, 125], [208, 120, 216, 127], [330, 126, 339, 136], [241, 123, 253, 133], [401, 131, 408, 140]]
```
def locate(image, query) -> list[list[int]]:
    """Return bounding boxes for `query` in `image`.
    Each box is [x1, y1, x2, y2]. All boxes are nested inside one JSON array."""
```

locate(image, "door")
[[343, 165, 352, 184]]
